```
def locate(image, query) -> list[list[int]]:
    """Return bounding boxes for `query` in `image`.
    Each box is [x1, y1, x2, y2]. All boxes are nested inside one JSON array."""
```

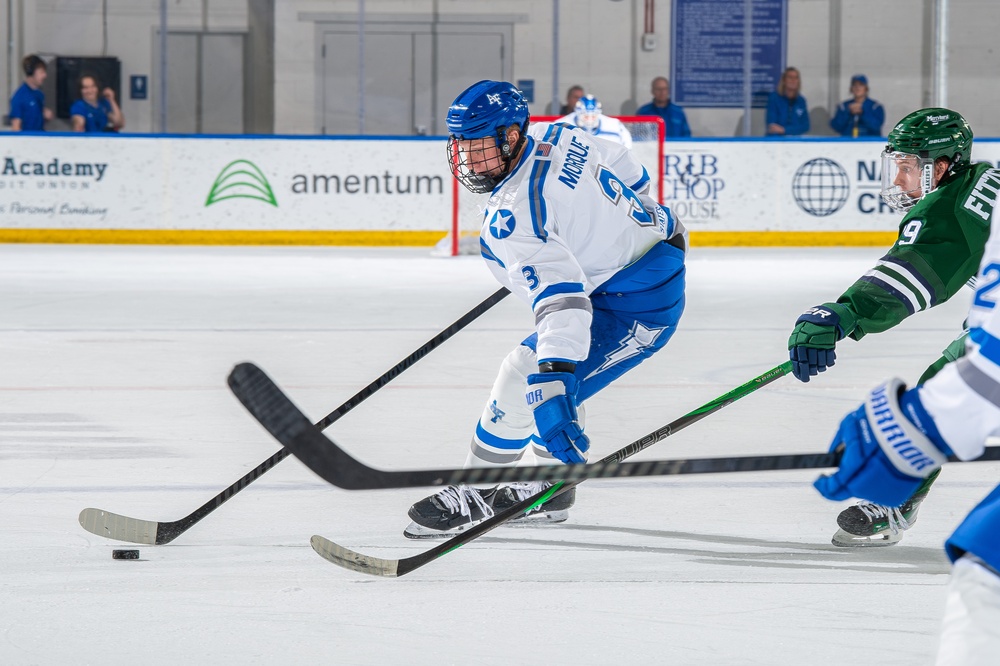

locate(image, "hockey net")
[[437, 115, 666, 256]]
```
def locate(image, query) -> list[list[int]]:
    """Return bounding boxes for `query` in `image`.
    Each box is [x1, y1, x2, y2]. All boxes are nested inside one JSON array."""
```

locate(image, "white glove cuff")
[[526, 376, 566, 409], [864, 378, 949, 478]]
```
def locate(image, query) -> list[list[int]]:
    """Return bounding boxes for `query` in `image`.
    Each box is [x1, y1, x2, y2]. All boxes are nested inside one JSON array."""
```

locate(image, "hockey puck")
[[112, 549, 139, 560]]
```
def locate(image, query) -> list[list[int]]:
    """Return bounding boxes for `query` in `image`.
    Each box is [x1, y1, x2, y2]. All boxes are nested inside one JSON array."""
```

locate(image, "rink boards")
[[1, 133, 999, 246]]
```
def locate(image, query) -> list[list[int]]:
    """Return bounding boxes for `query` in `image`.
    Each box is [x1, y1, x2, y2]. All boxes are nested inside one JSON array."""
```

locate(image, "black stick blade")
[[228, 363, 313, 451], [227, 363, 389, 490]]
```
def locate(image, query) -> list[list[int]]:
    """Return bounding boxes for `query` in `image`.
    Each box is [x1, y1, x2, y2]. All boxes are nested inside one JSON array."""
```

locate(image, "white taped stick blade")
[[79, 508, 158, 545], [310, 535, 400, 577]]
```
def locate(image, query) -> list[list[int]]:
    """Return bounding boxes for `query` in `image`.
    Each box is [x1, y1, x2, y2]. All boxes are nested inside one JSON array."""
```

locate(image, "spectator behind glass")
[[766, 67, 809, 136], [9, 54, 53, 131], [636, 76, 691, 138], [559, 85, 584, 115], [70, 74, 124, 133], [830, 74, 885, 137]]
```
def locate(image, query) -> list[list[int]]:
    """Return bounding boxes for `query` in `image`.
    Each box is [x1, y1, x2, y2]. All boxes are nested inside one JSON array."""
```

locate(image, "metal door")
[[202, 34, 245, 134], [322, 29, 415, 135], [156, 31, 245, 134], [433, 31, 504, 135], [319, 21, 510, 135]]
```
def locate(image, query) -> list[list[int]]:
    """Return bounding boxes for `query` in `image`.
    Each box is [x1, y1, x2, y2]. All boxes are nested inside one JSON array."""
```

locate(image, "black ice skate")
[[831, 469, 941, 547], [403, 482, 576, 539], [403, 485, 496, 539], [491, 481, 575, 525]]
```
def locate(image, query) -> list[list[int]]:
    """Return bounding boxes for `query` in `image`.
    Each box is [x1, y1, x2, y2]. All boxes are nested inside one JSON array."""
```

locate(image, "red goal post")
[[443, 115, 666, 256]]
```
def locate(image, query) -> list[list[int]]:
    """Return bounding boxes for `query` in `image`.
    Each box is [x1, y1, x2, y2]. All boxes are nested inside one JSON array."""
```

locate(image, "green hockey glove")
[[788, 302, 858, 382]]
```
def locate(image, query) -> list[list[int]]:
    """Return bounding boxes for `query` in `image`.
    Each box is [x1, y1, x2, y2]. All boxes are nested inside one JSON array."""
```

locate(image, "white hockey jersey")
[[919, 213, 1000, 460], [478, 121, 680, 364], [555, 112, 633, 149]]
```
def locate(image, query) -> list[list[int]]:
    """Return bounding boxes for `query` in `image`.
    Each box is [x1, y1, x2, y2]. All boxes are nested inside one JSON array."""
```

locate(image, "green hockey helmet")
[[880, 108, 974, 212], [888, 108, 973, 165]]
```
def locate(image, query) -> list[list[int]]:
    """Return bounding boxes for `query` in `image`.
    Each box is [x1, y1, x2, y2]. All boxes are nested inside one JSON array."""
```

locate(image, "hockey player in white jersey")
[[405, 80, 686, 538], [557, 94, 633, 149], [814, 180, 1000, 664]]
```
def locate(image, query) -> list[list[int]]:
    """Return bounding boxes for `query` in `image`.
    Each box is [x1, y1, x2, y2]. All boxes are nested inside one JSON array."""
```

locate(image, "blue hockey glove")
[[526, 371, 590, 465], [787, 302, 858, 382], [814, 379, 951, 507]]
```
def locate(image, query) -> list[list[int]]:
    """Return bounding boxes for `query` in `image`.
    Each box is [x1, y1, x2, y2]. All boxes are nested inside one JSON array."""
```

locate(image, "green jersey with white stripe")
[[839, 162, 997, 340]]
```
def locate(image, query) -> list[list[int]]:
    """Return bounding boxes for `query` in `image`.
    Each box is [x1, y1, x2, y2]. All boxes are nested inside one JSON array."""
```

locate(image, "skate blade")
[[403, 519, 482, 540], [402, 510, 569, 539], [506, 509, 569, 526], [831, 527, 903, 548]]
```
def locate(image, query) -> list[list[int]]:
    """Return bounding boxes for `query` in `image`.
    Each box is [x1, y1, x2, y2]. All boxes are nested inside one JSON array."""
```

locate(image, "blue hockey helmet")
[[446, 80, 530, 193], [446, 80, 529, 140], [573, 94, 602, 131]]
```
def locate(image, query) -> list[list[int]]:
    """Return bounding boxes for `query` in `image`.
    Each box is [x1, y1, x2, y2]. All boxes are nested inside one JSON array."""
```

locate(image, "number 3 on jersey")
[[522, 265, 540, 290], [595, 166, 653, 227]]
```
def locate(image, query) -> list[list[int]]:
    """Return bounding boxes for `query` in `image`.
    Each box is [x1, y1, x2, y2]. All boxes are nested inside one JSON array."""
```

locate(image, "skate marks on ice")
[[0, 412, 172, 460], [477, 523, 951, 575]]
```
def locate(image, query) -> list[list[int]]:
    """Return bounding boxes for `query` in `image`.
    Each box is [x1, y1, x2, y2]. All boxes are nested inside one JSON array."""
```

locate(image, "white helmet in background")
[[573, 94, 602, 132]]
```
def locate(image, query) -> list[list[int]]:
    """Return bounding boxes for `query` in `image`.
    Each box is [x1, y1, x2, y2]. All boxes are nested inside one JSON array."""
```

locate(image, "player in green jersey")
[[787, 108, 996, 546]]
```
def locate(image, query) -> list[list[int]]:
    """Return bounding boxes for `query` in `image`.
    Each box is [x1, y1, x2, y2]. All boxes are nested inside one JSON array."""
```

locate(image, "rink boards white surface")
[[1, 245, 995, 665]]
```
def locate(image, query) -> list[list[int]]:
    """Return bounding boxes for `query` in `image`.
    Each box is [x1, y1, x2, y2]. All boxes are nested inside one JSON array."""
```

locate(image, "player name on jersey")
[[557, 136, 591, 189], [963, 167, 1000, 221]]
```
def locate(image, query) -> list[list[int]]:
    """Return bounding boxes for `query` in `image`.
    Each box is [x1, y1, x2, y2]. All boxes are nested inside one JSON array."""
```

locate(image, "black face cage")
[[446, 123, 528, 194], [446, 136, 505, 194]]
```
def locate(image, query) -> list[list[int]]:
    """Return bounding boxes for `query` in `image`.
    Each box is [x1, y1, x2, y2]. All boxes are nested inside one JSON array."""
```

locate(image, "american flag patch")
[[535, 143, 553, 157]]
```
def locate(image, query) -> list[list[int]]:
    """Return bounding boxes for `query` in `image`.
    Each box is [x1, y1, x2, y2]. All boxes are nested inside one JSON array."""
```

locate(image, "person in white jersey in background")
[[405, 80, 686, 538], [557, 93, 633, 148]]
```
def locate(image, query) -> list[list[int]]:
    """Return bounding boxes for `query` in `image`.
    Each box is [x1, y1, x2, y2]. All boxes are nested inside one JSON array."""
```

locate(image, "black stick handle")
[[151, 288, 509, 544]]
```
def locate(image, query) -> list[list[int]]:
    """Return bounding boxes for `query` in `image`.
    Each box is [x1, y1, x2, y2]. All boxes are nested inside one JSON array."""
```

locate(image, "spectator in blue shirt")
[[9, 54, 53, 131], [766, 67, 809, 136], [70, 74, 125, 133], [636, 77, 691, 138], [830, 74, 885, 137]]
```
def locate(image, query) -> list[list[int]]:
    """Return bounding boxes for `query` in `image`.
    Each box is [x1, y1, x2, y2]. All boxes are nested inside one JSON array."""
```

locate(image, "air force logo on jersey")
[[488, 209, 516, 239]]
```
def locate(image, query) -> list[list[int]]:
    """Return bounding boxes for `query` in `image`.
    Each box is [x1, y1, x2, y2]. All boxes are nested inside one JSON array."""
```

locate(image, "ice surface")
[[1, 244, 994, 665]]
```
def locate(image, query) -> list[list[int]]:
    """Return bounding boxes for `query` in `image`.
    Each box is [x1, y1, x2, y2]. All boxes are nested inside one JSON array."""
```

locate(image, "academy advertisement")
[[3, 134, 1000, 242], [0, 135, 450, 233]]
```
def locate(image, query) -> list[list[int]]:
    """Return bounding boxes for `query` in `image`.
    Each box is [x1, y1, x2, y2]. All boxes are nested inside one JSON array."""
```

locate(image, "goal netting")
[[436, 115, 666, 256]]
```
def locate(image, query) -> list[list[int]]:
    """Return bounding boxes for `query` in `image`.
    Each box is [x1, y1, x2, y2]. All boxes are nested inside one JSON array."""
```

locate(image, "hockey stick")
[[318, 445, 1000, 484], [227, 361, 791, 490], [78, 287, 510, 545], [228, 356, 1000, 485], [227, 360, 793, 576], [307, 446, 1000, 578]]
